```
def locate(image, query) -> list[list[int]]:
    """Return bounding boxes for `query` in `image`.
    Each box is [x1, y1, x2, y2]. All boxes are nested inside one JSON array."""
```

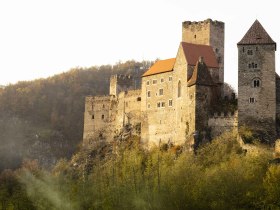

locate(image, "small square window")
[[249, 97, 255, 103], [153, 79, 157, 84], [159, 89, 163, 96], [157, 102, 161, 108], [146, 81, 150, 86], [247, 50, 253, 55], [161, 78, 164, 83], [169, 76, 172, 81], [161, 102, 165, 107], [168, 99, 172, 107]]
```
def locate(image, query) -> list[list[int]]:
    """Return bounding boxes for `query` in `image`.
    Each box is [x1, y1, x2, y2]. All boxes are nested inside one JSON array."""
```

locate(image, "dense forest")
[[1, 131, 280, 210], [0, 60, 152, 171]]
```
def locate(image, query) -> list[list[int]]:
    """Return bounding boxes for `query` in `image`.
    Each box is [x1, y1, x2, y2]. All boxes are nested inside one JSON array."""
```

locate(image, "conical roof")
[[238, 20, 276, 45], [187, 57, 215, 87]]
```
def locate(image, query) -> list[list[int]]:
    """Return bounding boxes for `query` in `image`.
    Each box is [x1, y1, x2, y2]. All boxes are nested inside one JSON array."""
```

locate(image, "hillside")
[[1, 131, 280, 210], [0, 60, 153, 171]]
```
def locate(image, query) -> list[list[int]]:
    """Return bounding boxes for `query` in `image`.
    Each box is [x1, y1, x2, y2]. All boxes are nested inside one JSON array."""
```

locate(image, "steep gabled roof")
[[181, 42, 219, 68], [142, 58, 175, 77], [238, 20, 276, 45], [188, 58, 216, 87]]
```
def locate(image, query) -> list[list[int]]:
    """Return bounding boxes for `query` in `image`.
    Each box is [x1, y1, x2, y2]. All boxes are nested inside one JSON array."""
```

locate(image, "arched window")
[[178, 81, 182, 98], [252, 78, 261, 88]]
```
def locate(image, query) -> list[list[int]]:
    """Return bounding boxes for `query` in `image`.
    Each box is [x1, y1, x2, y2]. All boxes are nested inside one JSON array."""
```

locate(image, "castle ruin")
[[83, 19, 279, 148]]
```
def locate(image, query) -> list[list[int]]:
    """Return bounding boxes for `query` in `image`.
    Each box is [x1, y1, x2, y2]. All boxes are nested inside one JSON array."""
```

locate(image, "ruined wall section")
[[116, 90, 142, 134], [208, 112, 238, 137], [83, 95, 118, 142], [110, 75, 134, 96], [141, 71, 175, 147]]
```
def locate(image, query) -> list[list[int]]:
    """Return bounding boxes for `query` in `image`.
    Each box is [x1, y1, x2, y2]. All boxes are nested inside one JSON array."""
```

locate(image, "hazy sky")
[[0, 0, 279, 91]]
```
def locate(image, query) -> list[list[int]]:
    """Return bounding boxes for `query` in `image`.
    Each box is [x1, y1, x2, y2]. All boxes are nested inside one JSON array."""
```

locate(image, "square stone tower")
[[237, 20, 277, 142], [182, 19, 224, 84]]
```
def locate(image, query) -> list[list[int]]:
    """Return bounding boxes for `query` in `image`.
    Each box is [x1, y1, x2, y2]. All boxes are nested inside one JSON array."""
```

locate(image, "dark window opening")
[[253, 79, 260, 88], [249, 98, 255, 103], [194, 34, 196, 39], [102, 114, 104, 119], [137, 97, 141, 101], [247, 50, 253, 55], [92, 115, 94, 119], [102, 104, 105, 108], [178, 81, 182, 98]]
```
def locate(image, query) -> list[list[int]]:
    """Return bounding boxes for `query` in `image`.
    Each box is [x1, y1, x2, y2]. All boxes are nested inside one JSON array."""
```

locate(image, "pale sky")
[[0, 0, 279, 91]]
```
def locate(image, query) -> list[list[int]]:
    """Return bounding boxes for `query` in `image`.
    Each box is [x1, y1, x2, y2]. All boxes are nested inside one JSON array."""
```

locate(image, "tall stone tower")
[[182, 19, 225, 84], [237, 20, 277, 142]]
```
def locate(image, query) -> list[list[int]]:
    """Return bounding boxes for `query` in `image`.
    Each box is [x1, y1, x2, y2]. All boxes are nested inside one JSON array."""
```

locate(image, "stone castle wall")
[[110, 75, 134, 96], [208, 111, 238, 137], [141, 71, 175, 146], [83, 89, 142, 143]]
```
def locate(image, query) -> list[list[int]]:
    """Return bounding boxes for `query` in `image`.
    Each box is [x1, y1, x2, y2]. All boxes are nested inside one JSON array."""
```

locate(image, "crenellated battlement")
[[182, 19, 224, 29], [109, 74, 135, 96], [210, 111, 237, 118], [208, 111, 238, 137]]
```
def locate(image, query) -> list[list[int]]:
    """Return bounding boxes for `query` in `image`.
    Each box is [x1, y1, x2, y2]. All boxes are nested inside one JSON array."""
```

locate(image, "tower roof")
[[238, 20, 276, 45], [142, 58, 175, 77], [187, 57, 216, 87], [181, 42, 219, 68]]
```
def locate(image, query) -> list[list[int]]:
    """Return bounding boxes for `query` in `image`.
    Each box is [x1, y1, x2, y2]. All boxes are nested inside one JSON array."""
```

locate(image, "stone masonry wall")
[[208, 111, 238, 137], [276, 77, 280, 118], [83, 95, 117, 142], [110, 75, 134, 96], [141, 71, 175, 147]]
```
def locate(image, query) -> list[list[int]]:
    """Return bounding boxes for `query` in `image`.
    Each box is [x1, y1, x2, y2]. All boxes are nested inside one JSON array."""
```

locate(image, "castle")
[[83, 19, 279, 148]]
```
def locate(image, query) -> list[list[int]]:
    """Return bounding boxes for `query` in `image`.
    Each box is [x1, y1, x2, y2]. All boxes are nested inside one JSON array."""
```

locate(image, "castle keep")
[[83, 19, 278, 147]]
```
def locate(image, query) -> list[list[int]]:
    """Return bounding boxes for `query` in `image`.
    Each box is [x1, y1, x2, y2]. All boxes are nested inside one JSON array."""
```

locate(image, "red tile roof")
[[181, 42, 219, 68], [142, 58, 175, 77], [188, 58, 215, 87], [238, 20, 276, 45]]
